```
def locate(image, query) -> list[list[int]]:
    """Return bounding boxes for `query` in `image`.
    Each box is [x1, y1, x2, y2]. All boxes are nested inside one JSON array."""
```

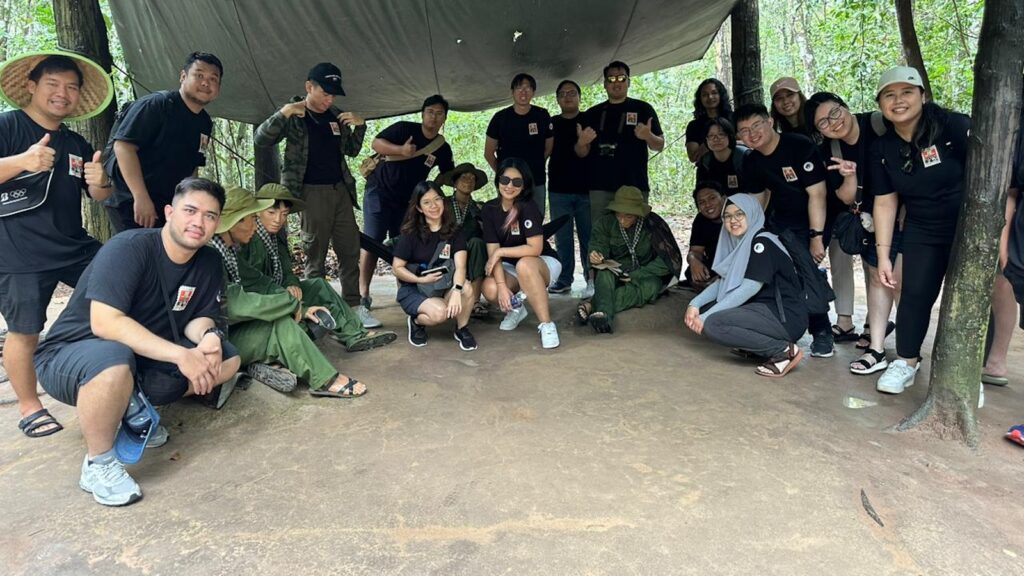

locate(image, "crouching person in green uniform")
[[437, 163, 489, 316], [579, 186, 682, 333], [211, 187, 367, 398], [241, 183, 397, 352]]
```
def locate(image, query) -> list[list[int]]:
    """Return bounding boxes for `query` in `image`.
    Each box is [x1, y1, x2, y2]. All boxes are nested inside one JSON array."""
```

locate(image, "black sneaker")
[[810, 330, 835, 358], [454, 326, 478, 351], [548, 281, 571, 294], [407, 316, 428, 347]]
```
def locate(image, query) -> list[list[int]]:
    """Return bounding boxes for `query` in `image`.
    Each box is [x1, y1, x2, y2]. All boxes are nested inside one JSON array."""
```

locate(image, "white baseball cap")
[[876, 66, 924, 97]]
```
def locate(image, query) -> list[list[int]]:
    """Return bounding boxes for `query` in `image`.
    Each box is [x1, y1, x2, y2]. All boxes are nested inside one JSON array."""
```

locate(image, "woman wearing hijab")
[[685, 194, 808, 378]]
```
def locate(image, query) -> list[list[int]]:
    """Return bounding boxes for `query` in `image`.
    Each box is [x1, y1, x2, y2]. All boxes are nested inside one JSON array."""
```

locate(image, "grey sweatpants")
[[703, 302, 792, 358]]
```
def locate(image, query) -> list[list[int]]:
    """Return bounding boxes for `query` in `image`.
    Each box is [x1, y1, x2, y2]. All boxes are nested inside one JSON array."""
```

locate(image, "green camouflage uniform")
[[589, 213, 672, 322]]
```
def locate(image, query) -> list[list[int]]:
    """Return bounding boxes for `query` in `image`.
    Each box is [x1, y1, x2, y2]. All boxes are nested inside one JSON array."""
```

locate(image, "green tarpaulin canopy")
[[108, 0, 737, 122]]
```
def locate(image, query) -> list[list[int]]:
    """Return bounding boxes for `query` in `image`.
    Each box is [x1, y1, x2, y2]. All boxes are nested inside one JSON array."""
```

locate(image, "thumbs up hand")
[[577, 124, 597, 146], [21, 133, 56, 172], [84, 150, 109, 188], [634, 117, 653, 141], [400, 135, 417, 157]]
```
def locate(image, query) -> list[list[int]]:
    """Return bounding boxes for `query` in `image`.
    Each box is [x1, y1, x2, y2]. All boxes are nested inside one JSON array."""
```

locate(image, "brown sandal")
[[755, 344, 804, 378]]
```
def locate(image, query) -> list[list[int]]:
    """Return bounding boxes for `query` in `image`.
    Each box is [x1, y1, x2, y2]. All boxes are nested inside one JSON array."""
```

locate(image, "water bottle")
[[510, 291, 527, 309]]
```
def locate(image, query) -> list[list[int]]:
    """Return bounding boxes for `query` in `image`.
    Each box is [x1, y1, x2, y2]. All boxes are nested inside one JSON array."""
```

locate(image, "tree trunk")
[[253, 124, 281, 189], [896, 0, 1023, 447], [793, 0, 817, 90], [730, 0, 763, 107], [895, 0, 934, 101], [714, 19, 732, 93], [53, 0, 116, 242]]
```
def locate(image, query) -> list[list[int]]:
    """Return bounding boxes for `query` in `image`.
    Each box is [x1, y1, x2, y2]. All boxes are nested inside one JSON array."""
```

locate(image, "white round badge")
[[524, 219, 533, 229], [753, 242, 765, 254], [803, 161, 815, 172]]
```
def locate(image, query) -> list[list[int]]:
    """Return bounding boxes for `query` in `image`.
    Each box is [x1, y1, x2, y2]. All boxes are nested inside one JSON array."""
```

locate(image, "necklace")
[[618, 218, 644, 269]]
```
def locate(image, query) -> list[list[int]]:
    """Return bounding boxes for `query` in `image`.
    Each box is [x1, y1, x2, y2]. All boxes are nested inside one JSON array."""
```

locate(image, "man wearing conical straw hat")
[[0, 49, 114, 439]]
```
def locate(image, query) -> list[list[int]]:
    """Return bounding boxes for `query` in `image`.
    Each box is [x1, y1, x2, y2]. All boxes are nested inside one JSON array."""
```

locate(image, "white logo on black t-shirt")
[[198, 134, 210, 155], [803, 161, 815, 172], [753, 242, 765, 254], [524, 219, 533, 229], [782, 166, 798, 182], [511, 222, 521, 235], [921, 145, 941, 168], [68, 154, 84, 178], [727, 175, 738, 189], [424, 154, 436, 168], [173, 285, 196, 311], [625, 112, 638, 126], [528, 122, 539, 135], [329, 122, 342, 136]]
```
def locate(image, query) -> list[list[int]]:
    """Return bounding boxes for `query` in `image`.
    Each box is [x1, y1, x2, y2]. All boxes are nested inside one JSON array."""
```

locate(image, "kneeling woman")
[[392, 181, 478, 350], [481, 158, 562, 349], [685, 194, 808, 377]]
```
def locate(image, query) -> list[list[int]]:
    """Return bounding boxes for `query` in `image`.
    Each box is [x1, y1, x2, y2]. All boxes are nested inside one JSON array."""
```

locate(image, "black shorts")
[[35, 338, 239, 407], [396, 284, 430, 317], [0, 260, 91, 334], [362, 188, 405, 242]]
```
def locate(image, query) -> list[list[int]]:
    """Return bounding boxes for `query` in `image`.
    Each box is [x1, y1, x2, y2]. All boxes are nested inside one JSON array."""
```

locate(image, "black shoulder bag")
[[416, 239, 456, 297], [0, 129, 65, 218], [829, 138, 869, 256]]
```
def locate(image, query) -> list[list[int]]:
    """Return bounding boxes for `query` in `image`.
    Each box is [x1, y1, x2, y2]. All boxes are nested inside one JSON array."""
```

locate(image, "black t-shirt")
[[0, 110, 101, 273], [548, 115, 588, 195], [820, 112, 885, 219], [869, 112, 970, 245], [486, 105, 552, 186], [746, 233, 808, 341], [745, 133, 827, 232], [366, 121, 455, 205], [105, 90, 212, 211], [688, 214, 722, 263], [302, 109, 344, 185], [579, 98, 663, 192], [685, 117, 712, 146], [393, 229, 467, 287], [480, 198, 556, 264], [38, 229, 224, 355], [696, 149, 749, 196]]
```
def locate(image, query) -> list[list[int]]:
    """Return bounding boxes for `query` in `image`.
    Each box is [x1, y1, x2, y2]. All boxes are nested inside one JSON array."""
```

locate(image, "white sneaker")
[[146, 425, 169, 448], [499, 306, 529, 331], [876, 359, 919, 394], [79, 454, 142, 506], [580, 280, 595, 299], [355, 305, 382, 329], [538, 322, 560, 349]]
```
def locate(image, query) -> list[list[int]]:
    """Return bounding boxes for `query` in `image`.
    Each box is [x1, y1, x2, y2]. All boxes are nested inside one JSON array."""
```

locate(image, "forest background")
[[0, 0, 984, 219]]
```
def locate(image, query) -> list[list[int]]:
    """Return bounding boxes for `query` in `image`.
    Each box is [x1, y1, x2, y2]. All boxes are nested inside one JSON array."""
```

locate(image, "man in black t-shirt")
[[34, 178, 240, 507], [485, 73, 553, 215], [548, 79, 593, 295], [359, 95, 455, 324], [254, 62, 371, 325], [575, 61, 665, 225], [0, 52, 114, 439], [104, 52, 222, 232], [735, 103, 835, 357]]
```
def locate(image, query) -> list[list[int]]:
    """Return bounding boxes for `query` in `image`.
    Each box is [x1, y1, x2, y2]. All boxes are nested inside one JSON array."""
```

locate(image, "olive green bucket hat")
[[0, 50, 114, 121], [255, 182, 306, 213], [216, 186, 274, 234], [606, 186, 651, 217]]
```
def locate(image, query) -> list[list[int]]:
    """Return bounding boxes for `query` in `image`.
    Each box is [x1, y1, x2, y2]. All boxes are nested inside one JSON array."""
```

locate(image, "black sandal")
[[575, 301, 593, 325], [832, 324, 859, 343], [850, 349, 889, 375], [590, 311, 612, 334], [18, 408, 64, 438], [856, 321, 896, 350]]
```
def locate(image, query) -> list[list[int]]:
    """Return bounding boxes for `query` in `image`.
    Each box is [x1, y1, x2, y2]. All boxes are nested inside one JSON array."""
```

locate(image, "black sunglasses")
[[498, 175, 524, 187], [899, 142, 914, 175]]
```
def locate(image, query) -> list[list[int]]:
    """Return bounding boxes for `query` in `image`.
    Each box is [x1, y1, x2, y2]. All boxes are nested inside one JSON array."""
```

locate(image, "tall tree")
[[896, 0, 1024, 447], [730, 0, 763, 107], [895, 0, 934, 100], [53, 0, 115, 241]]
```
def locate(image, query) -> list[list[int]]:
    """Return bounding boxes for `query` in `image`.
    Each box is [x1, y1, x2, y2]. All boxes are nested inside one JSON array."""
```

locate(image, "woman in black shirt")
[[770, 77, 812, 137], [869, 66, 971, 395], [695, 117, 749, 196], [685, 78, 733, 163], [392, 181, 477, 350]]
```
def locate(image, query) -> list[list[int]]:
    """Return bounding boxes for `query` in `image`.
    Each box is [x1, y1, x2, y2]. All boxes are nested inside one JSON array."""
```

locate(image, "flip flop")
[[1007, 425, 1024, 447], [18, 408, 64, 438], [981, 374, 1009, 387], [310, 376, 366, 399]]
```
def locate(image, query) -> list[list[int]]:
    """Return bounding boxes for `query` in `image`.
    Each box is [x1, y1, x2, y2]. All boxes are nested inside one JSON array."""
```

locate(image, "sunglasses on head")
[[498, 175, 524, 187]]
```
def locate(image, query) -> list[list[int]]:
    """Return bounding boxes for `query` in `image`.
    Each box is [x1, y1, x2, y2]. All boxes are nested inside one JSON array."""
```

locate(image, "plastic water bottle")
[[510, 291, 528, 309]]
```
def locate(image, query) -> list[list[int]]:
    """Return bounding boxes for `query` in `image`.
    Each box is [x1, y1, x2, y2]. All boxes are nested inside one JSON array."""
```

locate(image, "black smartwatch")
[[202, 327, 226, 342], [454, 284, 464, 292], [808, 229, 824, 238]]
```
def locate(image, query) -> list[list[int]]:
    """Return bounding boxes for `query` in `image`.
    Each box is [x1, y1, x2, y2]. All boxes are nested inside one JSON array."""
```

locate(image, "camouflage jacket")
[[254, 96, 366, 206]]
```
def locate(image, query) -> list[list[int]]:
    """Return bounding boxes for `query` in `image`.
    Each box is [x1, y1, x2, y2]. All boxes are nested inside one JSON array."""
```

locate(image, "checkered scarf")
[[210, 235, 240, 284], [255, 220, 283, 286]]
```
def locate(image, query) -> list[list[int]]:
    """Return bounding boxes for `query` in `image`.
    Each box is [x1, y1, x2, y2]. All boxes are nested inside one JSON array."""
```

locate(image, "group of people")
[[1, 46, 1021, 508]]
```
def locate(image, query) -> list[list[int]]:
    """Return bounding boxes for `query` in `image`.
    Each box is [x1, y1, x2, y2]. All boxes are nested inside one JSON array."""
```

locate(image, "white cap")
[[876, 66, 924, 97]]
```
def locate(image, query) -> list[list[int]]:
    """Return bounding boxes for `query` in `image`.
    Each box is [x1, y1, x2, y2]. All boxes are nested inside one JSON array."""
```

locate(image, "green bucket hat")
[[0, 50, 114, 121], [216, 186, 274, 234], [255, 182, 306, 213], [606, 186, 651, 217]]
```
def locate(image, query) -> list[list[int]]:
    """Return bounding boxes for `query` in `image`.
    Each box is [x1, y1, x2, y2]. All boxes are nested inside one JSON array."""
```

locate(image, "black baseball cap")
[[308, 62, 345, 96]]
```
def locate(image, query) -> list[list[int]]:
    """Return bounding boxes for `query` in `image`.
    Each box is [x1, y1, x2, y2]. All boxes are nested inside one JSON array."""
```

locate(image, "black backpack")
[[757, 229, 835, 316]]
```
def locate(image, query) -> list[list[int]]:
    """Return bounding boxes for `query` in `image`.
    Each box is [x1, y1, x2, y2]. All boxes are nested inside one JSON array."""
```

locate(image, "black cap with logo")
[[308, 62, 346, 96]]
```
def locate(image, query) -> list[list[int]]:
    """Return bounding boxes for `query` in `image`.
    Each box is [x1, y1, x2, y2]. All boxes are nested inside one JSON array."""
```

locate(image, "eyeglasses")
[[722, 210, 747, 223], [736, 120, 767, 139], [706, 132, 727, 141], [498, 175, 524, 188], [556, 90, 578, 98], [605, 75, 628, 84], [815, 105, 844, 131], [899, 142, 914, 174]]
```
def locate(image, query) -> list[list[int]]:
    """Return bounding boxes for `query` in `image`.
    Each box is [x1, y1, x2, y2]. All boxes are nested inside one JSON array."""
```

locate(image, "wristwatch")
[[454, 284, 464, 292], [808, 229, 824, 238], [202, 327, 226, 342]]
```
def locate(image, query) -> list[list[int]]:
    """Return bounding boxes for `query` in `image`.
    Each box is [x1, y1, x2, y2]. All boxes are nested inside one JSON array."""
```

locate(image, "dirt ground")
[[2, 276, 1023, 576]]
